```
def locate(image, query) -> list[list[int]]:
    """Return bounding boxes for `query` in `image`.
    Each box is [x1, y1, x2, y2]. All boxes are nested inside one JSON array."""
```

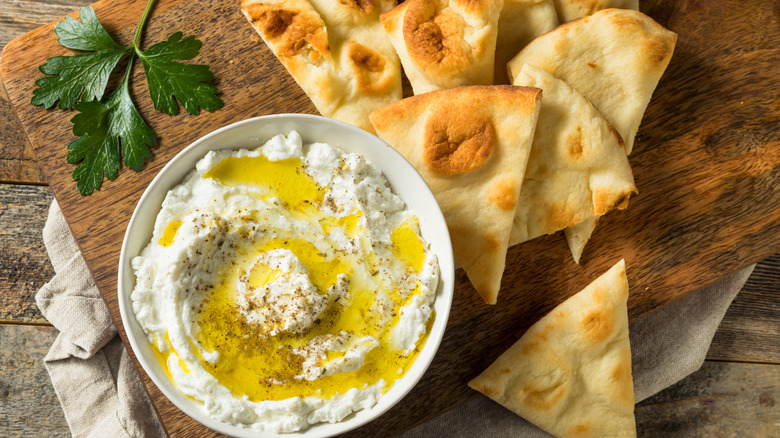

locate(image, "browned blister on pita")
[[469, 259, 636, 438], [509, 64, 636, 246], [381, 0, 503, 95], [552, 0, 638, 23], [370, 86, 542, 304], [239, 0, 401, 132]]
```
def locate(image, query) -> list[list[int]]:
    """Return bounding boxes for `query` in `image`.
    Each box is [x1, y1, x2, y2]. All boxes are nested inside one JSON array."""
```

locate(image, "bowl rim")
[[117, 113, 455, 437]]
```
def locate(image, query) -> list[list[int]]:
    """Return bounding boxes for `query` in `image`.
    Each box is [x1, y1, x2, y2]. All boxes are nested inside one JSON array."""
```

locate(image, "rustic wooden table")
[[0, 1, 777, 437]]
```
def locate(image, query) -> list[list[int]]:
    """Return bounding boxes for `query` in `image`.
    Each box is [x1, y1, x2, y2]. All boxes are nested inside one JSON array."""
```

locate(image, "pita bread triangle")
[[507, 8, 675, 261], [370, 86, 542, 304], [469, 259, 636, 438], [552, 0, 638, 23], [381, 0, 503, 95], [239, 0, 402, 133], [508, 64, 636, 247]]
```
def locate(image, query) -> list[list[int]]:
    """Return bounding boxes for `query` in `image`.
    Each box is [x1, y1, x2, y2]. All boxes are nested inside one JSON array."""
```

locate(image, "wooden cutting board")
[[1, 0, 778, 436]]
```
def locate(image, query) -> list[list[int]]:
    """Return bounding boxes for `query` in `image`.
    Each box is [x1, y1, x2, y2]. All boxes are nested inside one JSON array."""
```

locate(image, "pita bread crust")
[[507, 8, 677, 154], [552, 0, 638, 23], [469, 259, 635, 438], [370, 86, 542, 304], [509, 64, 636, 246], [239, 0, 401, 132], [494, 0, 558, 84], [381, 0, 503, 95]]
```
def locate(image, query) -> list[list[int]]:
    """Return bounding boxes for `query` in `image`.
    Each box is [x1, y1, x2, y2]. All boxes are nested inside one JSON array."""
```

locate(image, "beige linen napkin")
[[36, 200, 754, 437], [35, 200, 165, 438]]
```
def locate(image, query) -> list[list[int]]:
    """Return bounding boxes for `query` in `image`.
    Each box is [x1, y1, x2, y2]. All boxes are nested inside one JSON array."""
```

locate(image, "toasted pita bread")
[[507, 8, 677, 154], [239, 0, 401, 132], [509, 64, 636, 246], [370, 86, 542, 304], [552, 0, 638, 23], [381, 0, 503, 95], [494, 0, 559, 84], [469, 259, 635, 438], [507, 9, 674, 260]]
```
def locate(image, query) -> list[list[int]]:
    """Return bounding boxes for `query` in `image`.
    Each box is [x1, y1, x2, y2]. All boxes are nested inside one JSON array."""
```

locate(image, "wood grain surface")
[[0, 324, 69, 437], [706, 255, 780, 364], [0, 0, 90, 185], [634, 361, 780, 437], [0, 184, 54, 324], [0, 0, 778, 436]]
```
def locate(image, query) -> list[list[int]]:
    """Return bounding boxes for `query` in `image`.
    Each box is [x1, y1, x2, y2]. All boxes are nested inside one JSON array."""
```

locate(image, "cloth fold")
[[36, 199, 754, 437]]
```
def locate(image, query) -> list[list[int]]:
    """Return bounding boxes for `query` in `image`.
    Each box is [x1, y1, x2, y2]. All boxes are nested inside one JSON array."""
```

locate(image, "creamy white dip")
[[131, 131, 439, 432]]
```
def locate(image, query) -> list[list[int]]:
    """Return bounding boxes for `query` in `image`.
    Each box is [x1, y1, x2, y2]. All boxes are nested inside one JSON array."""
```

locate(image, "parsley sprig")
[[31, 1, 222, 195]]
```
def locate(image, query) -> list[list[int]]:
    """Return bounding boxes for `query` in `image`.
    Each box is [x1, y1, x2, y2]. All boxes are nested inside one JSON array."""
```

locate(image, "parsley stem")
[[122, 51, 136, 90], [132, 0, 156, 48]]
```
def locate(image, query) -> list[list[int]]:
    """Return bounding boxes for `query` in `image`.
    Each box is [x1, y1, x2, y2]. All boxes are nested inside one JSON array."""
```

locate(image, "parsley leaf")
[[67, 64, 156, 195], [137, 32, 223, 115], [30, 1, 222, 195], [32, 50, 127, 109], [31, 7, 128, 109], [54, 6, 126, 52]]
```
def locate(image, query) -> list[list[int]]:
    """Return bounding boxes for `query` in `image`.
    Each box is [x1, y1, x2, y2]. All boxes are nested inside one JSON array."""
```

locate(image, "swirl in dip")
[[131, 131, 439, 432]]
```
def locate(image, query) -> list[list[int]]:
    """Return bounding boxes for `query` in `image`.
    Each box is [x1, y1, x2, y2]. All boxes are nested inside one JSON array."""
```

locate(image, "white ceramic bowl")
[[117, 114, 455, 437]]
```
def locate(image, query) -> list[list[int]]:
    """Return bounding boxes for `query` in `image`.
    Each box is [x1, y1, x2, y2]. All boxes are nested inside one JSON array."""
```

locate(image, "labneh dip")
[[130, 131, 439, 432]]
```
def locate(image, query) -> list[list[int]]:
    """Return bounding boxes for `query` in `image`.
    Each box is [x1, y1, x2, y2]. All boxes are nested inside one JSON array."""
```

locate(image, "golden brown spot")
[[547, 202, 579, 230], [569, 142, 583, 160], [423, 113, 494, 175], [566, 125, 585, 160], [402, 0, 470, 73], [644, 34, 676, 65], [581, 307, 613, 342], [612, 353, 635, 403], [483, 231, 501, 254], [254, 8, 295, 38], [593, 189, 609, 215], [610, 363, 624, 382], [488, 178, 518, 210], [246, 4, 328, 58], [347, 42, 393, 95], [522, 380, 567, 411], [404, 1, 446, 64], [350, 44, 385, 72], [608, 11, 642, 31], [569, 422, 593, 436], [586, 61, 597, 69], [593, 188, 633, 215]]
